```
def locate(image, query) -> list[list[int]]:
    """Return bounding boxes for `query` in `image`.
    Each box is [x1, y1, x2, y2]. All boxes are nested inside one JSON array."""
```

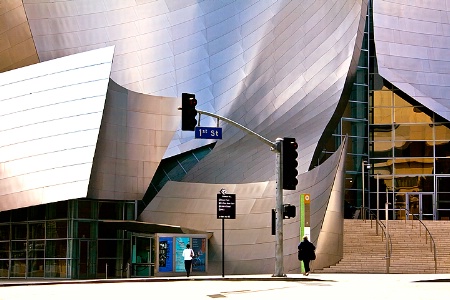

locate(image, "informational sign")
[[195, 126, 222, 139], [217, 193, 236, 219], [158, 237, 173, 272], [175, 237, 190, 272], [191, 237, 206, 272]]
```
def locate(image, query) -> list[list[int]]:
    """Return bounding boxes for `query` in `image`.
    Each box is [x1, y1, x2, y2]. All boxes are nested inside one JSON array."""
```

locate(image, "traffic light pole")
[[194, 109, 286, 277]]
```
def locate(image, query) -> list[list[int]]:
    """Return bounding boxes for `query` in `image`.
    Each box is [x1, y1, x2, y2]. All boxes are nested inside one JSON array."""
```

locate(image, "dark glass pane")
[[11, 208, 27, 222], [436, 159, 450, 175], [0, 260, 8, 277], [98, 240, 119, 258], [99, 202, 121, 220], [47, 201, 68, 219], [0, 211, 9, 222], [29, 222, 45, 239], [46, 240, 67, 258], [28, 259, 44, 277], [98, 222, 120, 239], [46, 221, 67, 239], [11, 241, 26, 258], [77, 222, 91, 238], [28, 205, 46, 221], [78, 200, 93, 219], [0, 224, 9, 240], [0, 242, 9, 259], [28, 241, 45, 258], [10, 260, 26, 277], [12, 224, 26, 240], [394, 141, 433, 157]]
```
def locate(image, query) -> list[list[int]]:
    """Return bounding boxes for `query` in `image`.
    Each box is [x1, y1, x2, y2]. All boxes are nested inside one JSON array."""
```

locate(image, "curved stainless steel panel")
[[22, 0, 367, 184], [373, 0, 450, 120], [139, 137, 347, 274]]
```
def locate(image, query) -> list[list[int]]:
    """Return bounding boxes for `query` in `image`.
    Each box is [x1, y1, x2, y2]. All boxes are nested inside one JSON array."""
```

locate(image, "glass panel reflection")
[[28, 259, 44, 277], [394, 141, 433, 157], [394, 124, 434, 140], [46, 240, 67, 258], [45, 259, 67, 278], [0, 260, 8, 277], [11, 260, 26, 277]]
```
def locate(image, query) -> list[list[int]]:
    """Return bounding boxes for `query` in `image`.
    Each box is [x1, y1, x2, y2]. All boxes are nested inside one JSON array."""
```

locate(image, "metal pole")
[[385, 201, 390, 273], [362, 160, 365, 221], [376, 173, 379, 235], [274, 138, 284, 277], [222, 218, 225, 277]]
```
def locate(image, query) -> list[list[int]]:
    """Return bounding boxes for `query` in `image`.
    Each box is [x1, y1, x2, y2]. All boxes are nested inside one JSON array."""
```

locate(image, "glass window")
[[28, 259, 44, 277], [46, 221, 67, 239], [78, 200, 92, 219], [46, 240, 67, 258], [393, 159, 434, 176], [372, 106, 392, 124], [47, 201, 68, 219], [45, 259, 67, 278], [394, 124, 434, 141], [28, 205, 46, 221], [28, 241, 45, 258], [372, 89, 392, 107], [77, 222, 91, 238], [0, 242, 9, 259], [11, 241, 26, 258], [98, 240, 119, 258], [371, 141, 393, 158], [29, 222, 45, 240], [12, 224, 26, 240], [10, 260, 26, 277], [394, 141, 434, 157], [0, 260, 8, 277], [99, 202, 122, 220], [394, 106, 430, 123], [11, 208, 27, 222], [0, 224, 9, 240]]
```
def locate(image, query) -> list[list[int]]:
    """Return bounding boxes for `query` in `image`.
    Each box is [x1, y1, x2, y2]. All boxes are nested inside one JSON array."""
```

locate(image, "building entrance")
[[131, 235, 154, 277], [405, 193, 434, 220]]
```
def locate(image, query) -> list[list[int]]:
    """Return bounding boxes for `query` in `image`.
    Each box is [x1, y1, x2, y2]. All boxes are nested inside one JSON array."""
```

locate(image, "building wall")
[[139, 139, 347, 275], [21, 0, 368, 183], [0, 47, 114, 211], [0, 0, 39, 72]]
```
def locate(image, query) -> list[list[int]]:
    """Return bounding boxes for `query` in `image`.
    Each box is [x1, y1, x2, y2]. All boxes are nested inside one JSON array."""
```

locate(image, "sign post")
[[217, 189, 236, 277]]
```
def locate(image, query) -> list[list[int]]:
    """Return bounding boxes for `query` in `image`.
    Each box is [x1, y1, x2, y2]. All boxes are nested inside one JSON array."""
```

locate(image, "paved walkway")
[[0, 273, 449, 300]]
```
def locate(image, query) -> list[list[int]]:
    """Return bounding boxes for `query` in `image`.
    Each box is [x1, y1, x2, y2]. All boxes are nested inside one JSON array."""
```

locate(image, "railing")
[[359, 206, 437, 274], [364, 208, 392, 273], [401, 207, 437, 273]]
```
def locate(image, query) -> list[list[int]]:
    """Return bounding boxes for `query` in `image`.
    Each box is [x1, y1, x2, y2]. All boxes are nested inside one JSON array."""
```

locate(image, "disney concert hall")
[[0, 0, 449, 279]]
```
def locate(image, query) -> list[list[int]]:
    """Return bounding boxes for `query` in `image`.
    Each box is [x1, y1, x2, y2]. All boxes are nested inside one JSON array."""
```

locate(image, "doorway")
[[406, 193, 435, 220], [79, 240, 96, 279], [131, 235, 154, 277]]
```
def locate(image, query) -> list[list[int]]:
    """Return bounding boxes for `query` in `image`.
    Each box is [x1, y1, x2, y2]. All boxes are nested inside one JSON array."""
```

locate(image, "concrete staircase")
[[315, 219, 450, 274]]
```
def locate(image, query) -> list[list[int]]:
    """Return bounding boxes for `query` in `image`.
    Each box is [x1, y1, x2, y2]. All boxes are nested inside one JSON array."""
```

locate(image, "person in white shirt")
[[182, 244, 194, 277]]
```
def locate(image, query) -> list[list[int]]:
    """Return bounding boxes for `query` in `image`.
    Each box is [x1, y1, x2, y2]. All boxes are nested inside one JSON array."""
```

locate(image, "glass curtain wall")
[[0, 199, 134, 279]]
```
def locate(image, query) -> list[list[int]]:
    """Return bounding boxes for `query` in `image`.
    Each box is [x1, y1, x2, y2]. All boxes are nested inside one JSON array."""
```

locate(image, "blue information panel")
[[195, 127, 222, 139]]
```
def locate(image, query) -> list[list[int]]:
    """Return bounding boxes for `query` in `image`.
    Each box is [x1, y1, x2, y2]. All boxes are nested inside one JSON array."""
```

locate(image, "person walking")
[[297, 235, 316, 276], [182, 243, 195, 277]]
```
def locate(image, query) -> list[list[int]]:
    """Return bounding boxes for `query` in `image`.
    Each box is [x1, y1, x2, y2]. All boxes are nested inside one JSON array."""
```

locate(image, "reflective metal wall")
[[373, 0, 450, 121], [22, 0, 367, 184], [139, 140, 347, 274], [0, 46, 114, 211], [0, 0, 39, 72], [88, 80, 179, 200]]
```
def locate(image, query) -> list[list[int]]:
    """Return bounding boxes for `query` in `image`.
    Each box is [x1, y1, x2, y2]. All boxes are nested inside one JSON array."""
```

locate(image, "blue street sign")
[[195, 127, 222, 139]]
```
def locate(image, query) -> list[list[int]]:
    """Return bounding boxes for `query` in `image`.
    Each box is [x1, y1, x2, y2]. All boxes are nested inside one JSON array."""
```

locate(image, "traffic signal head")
[[283, 204, 296, 219], [181, 93, 197, 131], [282, 137, 298, 190]]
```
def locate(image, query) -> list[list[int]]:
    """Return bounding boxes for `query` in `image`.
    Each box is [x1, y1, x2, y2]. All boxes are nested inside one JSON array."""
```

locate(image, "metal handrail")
[[401, 207, 437, 273], [360, 207, 392, 273]]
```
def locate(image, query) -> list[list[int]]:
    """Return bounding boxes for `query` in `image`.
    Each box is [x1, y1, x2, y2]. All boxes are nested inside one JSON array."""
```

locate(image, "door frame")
[[405, 192, 435, 220]]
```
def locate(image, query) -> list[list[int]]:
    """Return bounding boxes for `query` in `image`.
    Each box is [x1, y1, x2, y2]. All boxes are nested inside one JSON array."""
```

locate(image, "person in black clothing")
[[297, 235, 316, 276]]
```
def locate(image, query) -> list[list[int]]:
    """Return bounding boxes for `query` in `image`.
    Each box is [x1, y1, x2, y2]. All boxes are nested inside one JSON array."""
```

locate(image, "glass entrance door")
[[406, 193, 435, 220], [131, 235, 154, 277]]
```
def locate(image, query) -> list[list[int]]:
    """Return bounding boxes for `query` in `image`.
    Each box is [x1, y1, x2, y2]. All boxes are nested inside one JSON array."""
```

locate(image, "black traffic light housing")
[[283, 204, 296, 219], [181, 93, 198, 131], [282, 137, 298, 190]]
